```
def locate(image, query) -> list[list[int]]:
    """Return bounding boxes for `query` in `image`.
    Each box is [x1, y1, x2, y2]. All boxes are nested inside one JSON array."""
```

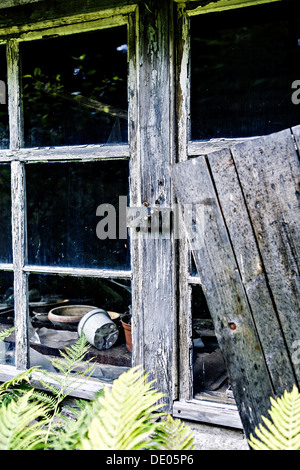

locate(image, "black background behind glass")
[[0, 45, 9, 149], [26, 161, 130, 270], [21, 27, 128, 147], [191, 1, 300, 140], [0, 165, 11, 263]]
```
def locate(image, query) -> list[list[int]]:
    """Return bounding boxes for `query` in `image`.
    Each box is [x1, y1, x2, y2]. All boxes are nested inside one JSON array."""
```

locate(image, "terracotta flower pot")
[[121, 315, 132, 353]]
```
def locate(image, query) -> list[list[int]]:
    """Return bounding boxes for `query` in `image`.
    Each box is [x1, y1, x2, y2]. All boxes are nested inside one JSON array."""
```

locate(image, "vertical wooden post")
[[131, 0, 177, 411], [176, 4, 194, 401], [7, 39, 23, 150], [7, 39, 29, 370]]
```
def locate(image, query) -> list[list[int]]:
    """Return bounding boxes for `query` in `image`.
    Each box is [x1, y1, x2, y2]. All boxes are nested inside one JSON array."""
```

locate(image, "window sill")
[[173, 398, 243, 429], [0, 363, 115, 400]]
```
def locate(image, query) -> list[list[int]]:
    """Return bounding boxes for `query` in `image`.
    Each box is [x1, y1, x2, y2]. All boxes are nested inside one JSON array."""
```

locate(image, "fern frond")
[[51, 334, 92, 374], [0, 390, 51, 450], [0, 366, 40, 406], [0, 326, 17, 342], [153, 415, 195, 450], [40, 334, 95, 400], [30, 390, 58, 412], [249, 385, 300, 450], [52, 395, 104, 450], [36, 334, 95, 445], [79, 366, 165, 450]]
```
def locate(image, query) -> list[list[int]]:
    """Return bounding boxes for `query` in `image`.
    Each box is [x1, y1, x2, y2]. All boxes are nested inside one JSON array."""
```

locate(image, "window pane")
[[192, 285, 233, 403], [27, 161, 130, 270], [0, 165, 12, 263], [0, 271, 15, 366], [191, 2, 300, 140], [29, 273, 131, 380], [21, 27, 128, 147], [0, 46, 8, 149]]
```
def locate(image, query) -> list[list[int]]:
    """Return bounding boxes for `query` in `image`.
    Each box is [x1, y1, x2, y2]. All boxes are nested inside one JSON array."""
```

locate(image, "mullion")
[[7, 39, 29, 369]]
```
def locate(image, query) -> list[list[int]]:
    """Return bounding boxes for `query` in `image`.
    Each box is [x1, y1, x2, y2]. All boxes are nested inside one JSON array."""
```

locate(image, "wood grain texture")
[[6, 40, 23, 150], [171, 155, 275, 438], [171, 126, 300, 437], [231, 129, 300, 381], [175, 3, 194, 401], [0, 144, 130, 162], [173, 399, 243, 429], [0, 0, 43, 9], [11, 161, 29, 370], [0, 0, 138, 41], [130, 0, 177, 411], [207, 146, 296, 395]]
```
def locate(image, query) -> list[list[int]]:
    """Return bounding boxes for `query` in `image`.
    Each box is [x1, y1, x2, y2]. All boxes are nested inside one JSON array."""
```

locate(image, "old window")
[[190, 1, 300, 140], [0, 13, 135, 390], [2, 0, 297, 429], [21, 28, 128, 147], [175, 0, 300, 427]]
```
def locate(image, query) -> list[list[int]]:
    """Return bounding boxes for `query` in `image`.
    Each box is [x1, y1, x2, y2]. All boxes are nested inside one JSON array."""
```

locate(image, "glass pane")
[[191, 1, 300, 140], [26, 161, 130, 270], [29, 273, 131, 380], [0, 271, 15, 366], [0, 165, 12, 263], [191, 285, 233, 403], [21, 27, 128, 147], [0, 46, 9, 149]]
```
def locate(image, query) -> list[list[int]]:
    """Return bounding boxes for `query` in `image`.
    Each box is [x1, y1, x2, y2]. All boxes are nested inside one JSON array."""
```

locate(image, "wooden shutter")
[[171, 126, 300, 439]]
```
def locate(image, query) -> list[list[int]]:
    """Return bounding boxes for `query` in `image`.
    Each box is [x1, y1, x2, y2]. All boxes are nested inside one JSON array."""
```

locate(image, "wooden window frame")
[[0, 0, 286, 426], [0, 1, 178, 416], [174, 0, 285, 428], [0, 9, 137, 396]]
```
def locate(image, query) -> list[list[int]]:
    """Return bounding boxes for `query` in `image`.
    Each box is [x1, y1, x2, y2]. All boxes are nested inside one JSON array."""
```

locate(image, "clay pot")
[[48, 305, 96, 327], [121, 314, 132, 353]]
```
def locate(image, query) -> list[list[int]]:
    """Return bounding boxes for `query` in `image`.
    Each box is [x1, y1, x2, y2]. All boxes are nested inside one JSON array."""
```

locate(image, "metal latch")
[[126, 206, 173, 235]]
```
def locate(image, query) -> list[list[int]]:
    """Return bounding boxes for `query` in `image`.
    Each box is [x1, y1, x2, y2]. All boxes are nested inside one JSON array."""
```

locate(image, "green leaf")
[[0, 391, 50, 450], [249, 385, 300, 450], [154, 415, 195, 450], [34, 67, 41, 77], [0, 325, 16, 342], [79, 366, 165, 450]]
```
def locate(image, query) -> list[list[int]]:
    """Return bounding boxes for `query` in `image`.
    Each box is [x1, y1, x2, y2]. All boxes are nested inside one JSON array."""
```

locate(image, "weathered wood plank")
[[291, 124, 300, 156], [173, 399, 243, 430], [171, 155, 275, 439], [0, 144, 130, 162], [175, 3, 195, 401], [182, 0, 282, 14], [7, 39, 29, 370], [207, 146, 296, 396], [230, 129, 300, 384], [11, 161, 29, 370], [131, 0, 177, 411], [7, 40, 23, 150], [0, 0, 138, 41], [0, 0, 43, 8], [23, 265, 131, 279], [188, 138, 258, 157], [0, 363, 108, 399]]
